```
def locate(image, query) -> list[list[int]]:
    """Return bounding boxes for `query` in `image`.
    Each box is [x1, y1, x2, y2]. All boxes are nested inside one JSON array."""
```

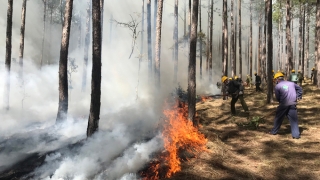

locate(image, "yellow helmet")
[[234, 75, 238, 80], [221, 76, 228, 83], [272, 70, 274, 73], [229, 77, 232, 80], [254, 72, 257, 75], [298, 70, 301, 73], [274, 72, 284, 79], [312, 67, 315, 70], [291, 69, 295, 73]]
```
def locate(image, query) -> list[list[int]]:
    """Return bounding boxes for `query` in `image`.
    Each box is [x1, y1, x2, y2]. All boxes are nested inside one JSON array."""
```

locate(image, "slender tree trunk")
[[100, 0, 104, 41], [206, 0, 209, 74], [223, 0, 228, 76], [19, 0, 27, 79], [199, 0, 202, 80], [4, 0, 13, 111], [302, 3, 305, 77], [267, 0, 273, 103], [188, 0, 191, 38], [140, 0, 145, 63], [174, 0, 179, 83], [56, 0, 73, 122], [286, 0, 293, 76], [249, 0, 253, 77], [306, 4, 310, 77], [153, 0, 157, 64], [188, 0, 199, 126], [231, 0, 235, 77], [238, 0, 242, 79], [298, 0, 302, 71], [40, 0, 47, 69], [154, 0, 164, 88], [82, 0, 91, 92], [184, 0, 187, 39], [209, 0, 213, 82], [316, 0, 320, 87], [258, 15, 262, 77], [87, 0, 102, 137], [147, 0, 152, 80]]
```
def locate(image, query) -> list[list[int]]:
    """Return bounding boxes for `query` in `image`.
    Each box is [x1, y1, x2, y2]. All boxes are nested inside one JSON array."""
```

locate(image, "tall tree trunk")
[[258, 15, 262, 77], [154, 0, 164, 88], [222, 0, 228, 76], [305, 4, 310, 77], [249, 0, 253, 77], [316, 0, 320, 87], [140, 0, 145, 63], [278, 1, 282, 72], [286, 0, 293, 76], [82, 0, 91, 92], [209, 0, 213, 82], [298, 0, 302, 71], [188, 0, 199, 126], [302, 3, 305, 77], [184, 0, 187, 39], [100, 0, 104, 41], [267, 0, 273, 103], [87, 0, 102, 137], [4, 0, 13, 111], [238, 0, 242, 79], [19, 0, 27, 79], [174, 0, 179, 83], [206, 0, 209, 74], [188, 0, 191, 38], [153, 0, 157, 64], [231, 0, 235, 77], [199, 0, 202, 80], [40, 0, 47, 69], [56, 0, 73, 122], [147, 0, 152, 80]]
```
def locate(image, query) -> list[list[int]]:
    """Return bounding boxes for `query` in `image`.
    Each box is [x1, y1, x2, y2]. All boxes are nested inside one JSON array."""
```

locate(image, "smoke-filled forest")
[[1, 0, 320, 179]]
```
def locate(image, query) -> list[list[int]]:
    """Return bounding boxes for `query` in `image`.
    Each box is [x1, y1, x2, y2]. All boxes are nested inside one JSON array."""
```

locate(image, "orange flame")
[[142, 101, 207, 179]]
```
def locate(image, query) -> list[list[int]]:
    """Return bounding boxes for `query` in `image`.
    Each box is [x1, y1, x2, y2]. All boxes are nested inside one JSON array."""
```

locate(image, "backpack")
[[227, 80, 240, 94]]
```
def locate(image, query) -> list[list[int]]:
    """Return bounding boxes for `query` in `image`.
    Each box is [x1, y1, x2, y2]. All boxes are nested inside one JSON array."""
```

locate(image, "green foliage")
[[236, 116, 265, 129]]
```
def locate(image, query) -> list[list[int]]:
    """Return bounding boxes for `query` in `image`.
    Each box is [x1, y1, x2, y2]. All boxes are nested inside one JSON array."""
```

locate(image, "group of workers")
[[220, 68, 309, 139]]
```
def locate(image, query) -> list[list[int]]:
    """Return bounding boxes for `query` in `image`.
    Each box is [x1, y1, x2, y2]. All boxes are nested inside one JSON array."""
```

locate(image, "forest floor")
[[166, 79, 320, 180]]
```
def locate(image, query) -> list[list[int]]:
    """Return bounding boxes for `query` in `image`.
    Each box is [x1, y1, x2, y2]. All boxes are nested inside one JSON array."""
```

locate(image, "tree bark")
[[209, 0, 213, 82], [199, 0, 202, 80], [222, 0, 228, 76], [4, 0, 13, 111], [238, 0, 242, 79], [147, 0, 152, 80], [174, 0, 178, 83], [82, 0, 91, 92], [302, 3, 305, 77], [305, 4, 310, 77], [100, 0, 104, 41], [87, 0, 102, 137], [19, 0, 27, 79], [249, 0, 253, 77], [140, 0, 145, 63], [40, 0, 47, 69], [206, 0, 209, 74], [154, 0, 164, 88], [56, 0, 73, 122], [316, 0, 320, 87], [266, 0, 273, 103], [298, 0, 302, 71], [188, 0, 199, 126], [286, 0, 293, 76], [188, 0, 191, 38], [231, 0, 235, 77]]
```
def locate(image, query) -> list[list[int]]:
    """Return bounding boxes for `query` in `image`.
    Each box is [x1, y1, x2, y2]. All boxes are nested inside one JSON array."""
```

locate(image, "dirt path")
[[167, 80, 320, 180]]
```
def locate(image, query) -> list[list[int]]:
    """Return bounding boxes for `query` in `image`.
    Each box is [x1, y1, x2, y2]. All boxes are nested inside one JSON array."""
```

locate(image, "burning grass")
[[141, 102, 207, 179]]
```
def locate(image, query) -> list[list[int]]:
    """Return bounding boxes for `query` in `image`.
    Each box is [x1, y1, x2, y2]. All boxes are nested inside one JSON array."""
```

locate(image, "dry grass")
[[165, 79, 320, 180]]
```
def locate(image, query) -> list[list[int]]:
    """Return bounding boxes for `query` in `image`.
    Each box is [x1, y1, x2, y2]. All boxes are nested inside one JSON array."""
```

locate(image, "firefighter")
[[297, 70, 303, 86], [269, 72, 302, 139], [288, 69, 298, 84], [254, 72, 262, 92], [311, 67, 315, 82], [246, 74, 252, 88], [221, 76, 229, 100], [234, 76, 249, 113]]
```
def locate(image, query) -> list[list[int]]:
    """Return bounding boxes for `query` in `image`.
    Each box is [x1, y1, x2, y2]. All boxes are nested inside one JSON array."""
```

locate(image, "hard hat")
[[274, 72, 284, 79], [234, 75, 238, 80], [229, 77, 232, 80], [298, 70, 301, 72], [312, 67, 315, 70], [221, 76, 228, 83], [291, 69, 295, 73], [254, 72, 257, 75], [272, 70, 274, 73]]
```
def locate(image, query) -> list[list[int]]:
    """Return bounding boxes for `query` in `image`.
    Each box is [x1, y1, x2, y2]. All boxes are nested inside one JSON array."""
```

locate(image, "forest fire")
[[141, 102, 207, 179]]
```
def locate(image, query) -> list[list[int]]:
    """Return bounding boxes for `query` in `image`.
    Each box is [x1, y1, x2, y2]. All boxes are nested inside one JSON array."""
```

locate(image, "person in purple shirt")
[[269, 72, 303, 139]]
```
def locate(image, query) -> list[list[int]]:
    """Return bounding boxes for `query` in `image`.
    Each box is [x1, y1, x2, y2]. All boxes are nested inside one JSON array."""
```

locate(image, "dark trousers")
[[270, 105, 300, 138], [256, 83, 262, 92], [231, 94, 238, 115]]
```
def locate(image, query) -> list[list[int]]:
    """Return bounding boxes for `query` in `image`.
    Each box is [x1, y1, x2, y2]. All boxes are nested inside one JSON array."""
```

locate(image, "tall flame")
[[142, 101, 207, 179]]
